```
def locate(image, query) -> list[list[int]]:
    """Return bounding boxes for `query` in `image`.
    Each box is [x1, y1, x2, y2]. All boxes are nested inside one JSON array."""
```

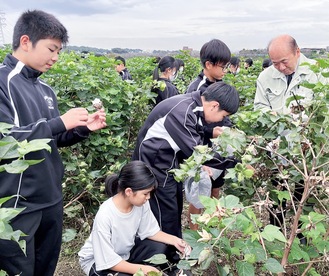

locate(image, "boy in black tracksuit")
[[132, 82, 240, 248], [115, 56, 133, 81], [185, 39, 234, 228], [0, 10, 107, 276]]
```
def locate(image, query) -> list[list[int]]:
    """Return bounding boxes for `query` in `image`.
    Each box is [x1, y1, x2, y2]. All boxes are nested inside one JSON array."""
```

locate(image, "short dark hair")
[[202, 82, 239, 114], [230, 56, 240, 67], [262, 58, 272, 69], [13, 10, 68, 51], [200, 39, 231, 68], [245, 58, 253, 67], [105, 161, 158, 197], [115, 56, 126, 66]]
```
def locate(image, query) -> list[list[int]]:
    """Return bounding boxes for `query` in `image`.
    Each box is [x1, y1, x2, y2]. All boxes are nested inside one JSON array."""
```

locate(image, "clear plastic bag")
[[184, 170, 212, 209]]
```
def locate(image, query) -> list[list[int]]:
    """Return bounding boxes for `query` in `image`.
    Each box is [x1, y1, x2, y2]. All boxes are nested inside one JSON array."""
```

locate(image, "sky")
[[0, 0, 328, 53]]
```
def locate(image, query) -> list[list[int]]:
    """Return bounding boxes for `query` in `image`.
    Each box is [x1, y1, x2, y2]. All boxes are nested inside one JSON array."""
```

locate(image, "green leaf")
[[200, 196, 217, 214], [0, 270, 8, 276], [133, 268, 144, 276], [0, 196, 15, 207], [240, 240, 267, 262], [177, 259, 196, 270], [235, 214, 252, 233], [300, 211, 326, 224], [244, 253, 256, 264], [219, 195, 241, 209], [143, 253, 168, 265], [261, 225, 287, 243], [0, 207, 25, 222], [3, 159, 44, 174], [18, 239, 26, 256], [62, 228, 77, 243], [0, 122, 14, 133], [236, 260, 255, 276], [17, 139, 51, 156], [0, 136, 19, 159], [264, 258, 285, 273]]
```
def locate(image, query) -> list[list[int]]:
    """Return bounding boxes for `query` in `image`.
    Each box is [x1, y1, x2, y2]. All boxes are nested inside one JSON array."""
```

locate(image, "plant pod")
[[198, 248, 212, 264]]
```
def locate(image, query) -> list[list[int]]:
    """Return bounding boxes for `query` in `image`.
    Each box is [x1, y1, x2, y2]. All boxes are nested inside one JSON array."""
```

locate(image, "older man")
[[254, 34, 323, 114], [254, 35, 326, 242]]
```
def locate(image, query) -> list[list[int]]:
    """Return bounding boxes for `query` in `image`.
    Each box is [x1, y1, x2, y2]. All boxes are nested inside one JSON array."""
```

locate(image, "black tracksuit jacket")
[[0, 54, 90, 213], [186, 71, 233, 145], [132, 91, 236, 236]]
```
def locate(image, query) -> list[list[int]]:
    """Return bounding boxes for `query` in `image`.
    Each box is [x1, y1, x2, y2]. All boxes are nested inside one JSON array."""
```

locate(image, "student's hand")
[[202, 165, 213, 178], [60, 108, 89, 130], [86, 108, 107, 131], [212, 126, 228, 138], [173, 237, 191, 257]]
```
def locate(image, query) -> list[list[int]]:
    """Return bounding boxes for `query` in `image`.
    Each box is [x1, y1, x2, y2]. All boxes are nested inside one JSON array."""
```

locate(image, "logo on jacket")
[[44, 96, 54, 110]]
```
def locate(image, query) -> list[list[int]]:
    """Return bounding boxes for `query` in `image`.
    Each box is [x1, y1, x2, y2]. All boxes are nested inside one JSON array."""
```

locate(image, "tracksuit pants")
[[0, 201, 63, 276]]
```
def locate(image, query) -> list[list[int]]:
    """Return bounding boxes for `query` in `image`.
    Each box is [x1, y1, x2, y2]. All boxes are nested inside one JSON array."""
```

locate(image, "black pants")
[[269, 180, 309, 227], [0, 201, 63, 276], [89, 238, 168, 276], [149, 180, 183, 239]]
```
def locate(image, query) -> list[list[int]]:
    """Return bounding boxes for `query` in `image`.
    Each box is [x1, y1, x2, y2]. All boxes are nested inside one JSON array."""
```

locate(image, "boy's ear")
[[20, 35, 31, 51], [205, 60, 212, 69], [211, 101, 220, 111]]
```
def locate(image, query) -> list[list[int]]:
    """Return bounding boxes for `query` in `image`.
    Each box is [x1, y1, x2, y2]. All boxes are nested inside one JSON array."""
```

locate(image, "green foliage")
[[173, 50, 203, 93], [41, 51, 157, 216], [0, 196, 26, 256], [2, 47, 328, 275], [0, 123, 53, 275], [177, 195, 287, 275], [172, 58, 329, 275], [0, 45, 11, 62]]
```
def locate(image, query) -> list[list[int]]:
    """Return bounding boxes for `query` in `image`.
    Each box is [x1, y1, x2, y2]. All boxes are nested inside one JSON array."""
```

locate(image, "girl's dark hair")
[[245, 58, 253, 67], [230, 56, 240, 67], [152, 56, 176, 80], [200, 39, 231, 68], [202, 82, 240, 114], [13, 10, 69, 51], [105, 161, 158, 197], [175, 58, 185, 68]]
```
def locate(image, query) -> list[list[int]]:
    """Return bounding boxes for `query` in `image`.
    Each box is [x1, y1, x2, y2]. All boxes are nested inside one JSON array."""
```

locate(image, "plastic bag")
[[184, 170, 212, 209]]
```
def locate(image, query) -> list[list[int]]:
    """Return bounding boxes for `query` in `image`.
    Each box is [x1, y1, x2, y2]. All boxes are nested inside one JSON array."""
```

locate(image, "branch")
[[254, 144, 305, 178], [315, 160, 329, 170], [280, 177, 311, 270], [64, 190, 88, 209]]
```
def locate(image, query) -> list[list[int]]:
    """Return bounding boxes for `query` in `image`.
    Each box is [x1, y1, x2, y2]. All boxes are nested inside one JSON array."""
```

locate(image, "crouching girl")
[[78, 160, 189, 276]]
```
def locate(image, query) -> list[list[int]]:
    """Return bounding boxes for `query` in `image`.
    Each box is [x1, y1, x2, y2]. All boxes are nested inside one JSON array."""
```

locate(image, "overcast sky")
[[1, 0, 328, 52]]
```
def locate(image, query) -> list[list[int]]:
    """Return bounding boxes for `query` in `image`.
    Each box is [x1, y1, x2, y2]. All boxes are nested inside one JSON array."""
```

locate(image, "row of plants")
[[1, 46, 328, 275]]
